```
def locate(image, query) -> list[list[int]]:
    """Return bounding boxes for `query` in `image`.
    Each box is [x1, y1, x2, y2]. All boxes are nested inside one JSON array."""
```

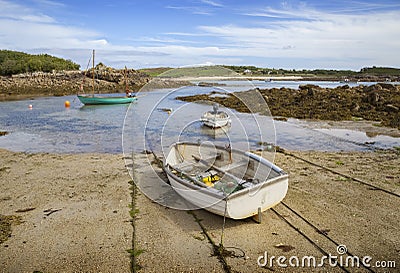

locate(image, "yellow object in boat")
[[202, 175, 220, 186]]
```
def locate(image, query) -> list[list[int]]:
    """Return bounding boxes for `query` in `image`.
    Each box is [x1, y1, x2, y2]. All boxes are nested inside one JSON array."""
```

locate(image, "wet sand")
[[1, 148, 399, 272]]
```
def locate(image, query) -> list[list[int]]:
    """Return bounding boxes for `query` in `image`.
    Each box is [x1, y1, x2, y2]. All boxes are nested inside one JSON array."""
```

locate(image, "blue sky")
[[1, 0, 400, 70]]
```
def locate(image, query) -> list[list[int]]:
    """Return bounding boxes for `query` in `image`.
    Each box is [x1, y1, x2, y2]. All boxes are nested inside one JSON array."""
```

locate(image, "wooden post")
[[253, 207, 262, 224]]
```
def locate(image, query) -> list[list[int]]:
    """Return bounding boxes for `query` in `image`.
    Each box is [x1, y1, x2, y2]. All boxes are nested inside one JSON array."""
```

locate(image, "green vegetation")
[[140, 65, 400, 79], [126, 248, 145, 257], [138, 67, 171, 77], [0, 50, 80, 76], [2, 49, 399, 79], [222, 65, 400, 78], [360, 66, 400, 76], [155, 65, 238, 78], [129, 207, 140, 218]]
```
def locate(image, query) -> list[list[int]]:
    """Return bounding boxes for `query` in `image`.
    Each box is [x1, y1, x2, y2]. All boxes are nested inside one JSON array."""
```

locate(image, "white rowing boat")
[[200, 104, 231, 128], [163, 142, 289, 219]]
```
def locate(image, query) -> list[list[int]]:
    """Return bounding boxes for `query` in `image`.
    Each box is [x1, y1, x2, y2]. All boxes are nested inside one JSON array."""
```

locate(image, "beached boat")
[[77, 50, 137, 105], [163, 142, 289, 219], [200, 104, 231, 128]]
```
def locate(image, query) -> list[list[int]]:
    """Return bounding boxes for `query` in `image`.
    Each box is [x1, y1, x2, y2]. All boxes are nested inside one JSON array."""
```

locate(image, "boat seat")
[[219, 160, 249, 172], [175, 154, 223, 171], [174, 161, 196, 171]]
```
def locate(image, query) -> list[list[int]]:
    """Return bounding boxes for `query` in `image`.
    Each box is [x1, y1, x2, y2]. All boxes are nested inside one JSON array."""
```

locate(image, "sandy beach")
[[0, 150, 132, 273], [1, 147, 399, 273]]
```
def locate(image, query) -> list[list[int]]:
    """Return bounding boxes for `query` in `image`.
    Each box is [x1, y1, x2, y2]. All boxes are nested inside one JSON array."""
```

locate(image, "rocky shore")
[[0, 68, 151, 100], [0, 68, 197, 101], [177, 83, 400, 129]]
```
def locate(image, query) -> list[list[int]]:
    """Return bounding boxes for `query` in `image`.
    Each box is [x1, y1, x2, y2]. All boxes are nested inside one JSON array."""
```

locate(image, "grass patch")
[[127, 248, 145, 271], [129, 208, 139, 218], [335, 176, 350, 181], [335, 160, 344, 166], [127, 248, 145, 258]]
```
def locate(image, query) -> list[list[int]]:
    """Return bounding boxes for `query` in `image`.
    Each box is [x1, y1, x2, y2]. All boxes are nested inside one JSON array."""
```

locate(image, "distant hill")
[[0, 50, 80, 76], [139, 65, 400, 81], [360, 66, 400, 76], [222, 65, 400, 77], [138, 67, 172, 77]]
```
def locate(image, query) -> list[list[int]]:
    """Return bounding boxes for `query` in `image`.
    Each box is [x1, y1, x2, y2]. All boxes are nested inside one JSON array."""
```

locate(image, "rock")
[[351, 103, 360, 112], [366, 91, 380, 105], [299, 84, 319, 89], [364, 84, 382, 92], [0, 69, 151, 97], [197, 82, 226, 87], [299, 84, 319, 91], [377, 83, 397, 91], [385, 104, 399, 112]]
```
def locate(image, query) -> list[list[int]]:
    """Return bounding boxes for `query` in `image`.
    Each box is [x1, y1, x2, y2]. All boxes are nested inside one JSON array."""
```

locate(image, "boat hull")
[[77, 95, 136, 105], [164, 142, 289, 219], [201, 118, 230, 128], [200, 112, 231, 128], [166, 173, 288, 219]]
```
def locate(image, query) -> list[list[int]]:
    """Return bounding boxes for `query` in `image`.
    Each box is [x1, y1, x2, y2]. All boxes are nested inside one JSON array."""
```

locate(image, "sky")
[[1, 0, 400, 70]]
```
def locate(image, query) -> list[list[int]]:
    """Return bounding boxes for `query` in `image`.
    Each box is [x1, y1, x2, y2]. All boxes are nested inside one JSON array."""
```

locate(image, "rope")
[[218, 190, 247, 261], [271, 208, 352, 273], [220, 199, 228, 246], [279, 149, 400, 198]]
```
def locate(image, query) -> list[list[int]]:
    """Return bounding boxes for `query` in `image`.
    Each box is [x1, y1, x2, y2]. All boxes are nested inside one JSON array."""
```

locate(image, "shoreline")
[[1, 148, 398, 272], [1, 74, 397, 103]]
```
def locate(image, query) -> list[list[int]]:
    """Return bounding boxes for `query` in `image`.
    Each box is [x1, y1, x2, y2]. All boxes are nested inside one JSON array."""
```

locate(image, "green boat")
[[77, 50, 137, 105], [77, 95, 137, 105]]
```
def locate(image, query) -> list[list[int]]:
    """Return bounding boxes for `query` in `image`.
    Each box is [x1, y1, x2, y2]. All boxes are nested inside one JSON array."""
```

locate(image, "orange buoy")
[[64, 100, 70, 108]]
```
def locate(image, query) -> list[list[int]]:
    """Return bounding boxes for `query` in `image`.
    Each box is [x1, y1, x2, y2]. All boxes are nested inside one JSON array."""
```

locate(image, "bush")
[[0, 50, 80, 76]]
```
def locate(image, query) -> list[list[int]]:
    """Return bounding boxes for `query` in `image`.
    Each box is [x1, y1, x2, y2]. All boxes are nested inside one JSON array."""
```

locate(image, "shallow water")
[[0, 81, 399, 154]]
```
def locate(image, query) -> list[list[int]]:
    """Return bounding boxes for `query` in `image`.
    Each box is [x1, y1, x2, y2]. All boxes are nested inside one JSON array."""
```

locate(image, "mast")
[[125, 66, 128, 95], [92, 49, 94, 96], [92, 49, 95, 96]]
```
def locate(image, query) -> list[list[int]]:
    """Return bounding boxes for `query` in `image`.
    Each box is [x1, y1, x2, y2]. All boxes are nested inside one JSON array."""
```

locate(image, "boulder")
[[385, 104, 399, 112]]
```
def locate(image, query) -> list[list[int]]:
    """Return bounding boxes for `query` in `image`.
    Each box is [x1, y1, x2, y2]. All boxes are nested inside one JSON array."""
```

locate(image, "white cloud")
[[195, 7, 400, 69], [32, 0, 66, 7], [0, 0, 55, 23], [200, 0, 223, 8], [165, 0, 221, 16], [0, 0, 109, 67], [0, 18, 101, 48], [1, 0, 399, 70]]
